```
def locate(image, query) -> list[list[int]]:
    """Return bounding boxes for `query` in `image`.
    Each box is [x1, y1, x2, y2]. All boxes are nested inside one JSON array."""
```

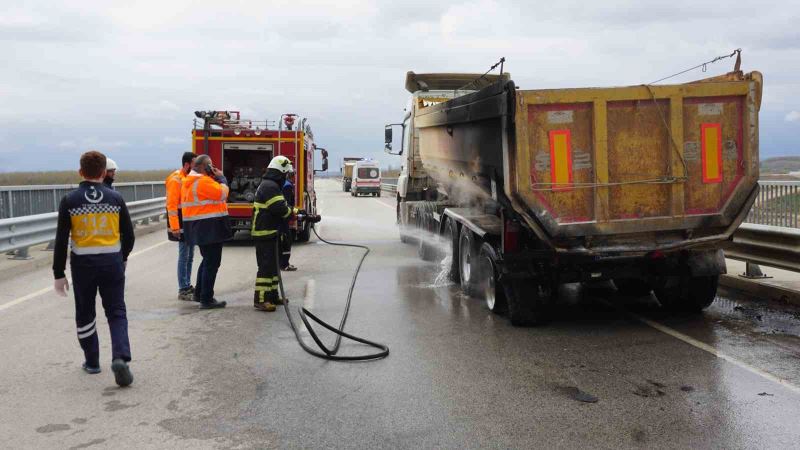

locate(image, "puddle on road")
[[710, 295, 800, 338]]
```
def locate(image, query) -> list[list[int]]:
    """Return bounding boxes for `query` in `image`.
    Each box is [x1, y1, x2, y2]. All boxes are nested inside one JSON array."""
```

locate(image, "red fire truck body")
[[191, 111, 327, 241]]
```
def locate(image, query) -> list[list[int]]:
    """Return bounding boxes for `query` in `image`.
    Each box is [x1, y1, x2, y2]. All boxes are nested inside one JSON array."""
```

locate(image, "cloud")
[[1, 0, 799, 170], [786, 111, 800, 122]]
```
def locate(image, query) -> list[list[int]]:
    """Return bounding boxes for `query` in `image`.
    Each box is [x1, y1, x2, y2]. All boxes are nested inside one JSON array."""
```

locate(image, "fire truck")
[[192, 111, 329, 241]]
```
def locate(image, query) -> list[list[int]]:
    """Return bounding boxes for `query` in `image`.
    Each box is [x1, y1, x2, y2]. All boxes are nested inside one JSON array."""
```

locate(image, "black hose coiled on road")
[[277, 225, 389, 361]]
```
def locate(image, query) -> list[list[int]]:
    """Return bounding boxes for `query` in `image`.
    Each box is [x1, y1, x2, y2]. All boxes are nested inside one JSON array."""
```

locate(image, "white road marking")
[[373, 198, 395, 210], [0, 239, 171, 314], [634, 313, 800, 395], [304, 279, 315, 310]]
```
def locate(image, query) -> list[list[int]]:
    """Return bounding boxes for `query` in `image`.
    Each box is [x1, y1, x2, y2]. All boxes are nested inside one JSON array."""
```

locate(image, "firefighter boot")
[[254, 302, 277, 312]]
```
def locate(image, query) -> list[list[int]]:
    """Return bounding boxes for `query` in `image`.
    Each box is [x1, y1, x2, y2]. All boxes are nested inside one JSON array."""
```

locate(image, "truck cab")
[[351, 160, 381, 197]]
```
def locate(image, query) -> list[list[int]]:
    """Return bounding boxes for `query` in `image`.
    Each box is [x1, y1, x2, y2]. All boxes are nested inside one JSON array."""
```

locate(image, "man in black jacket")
[[251, 156, 296, 312], [53, 151, 135, 387]]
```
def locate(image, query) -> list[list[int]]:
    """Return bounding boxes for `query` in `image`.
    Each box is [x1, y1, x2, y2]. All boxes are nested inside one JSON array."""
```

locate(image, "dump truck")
[[385, 68, 762, 325], [341, 157, 361, 192], [193, 111, 328, 241]]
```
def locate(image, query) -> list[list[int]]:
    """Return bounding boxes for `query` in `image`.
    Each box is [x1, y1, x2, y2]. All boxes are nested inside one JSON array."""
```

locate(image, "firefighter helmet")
[[268, 156, 293, 174]]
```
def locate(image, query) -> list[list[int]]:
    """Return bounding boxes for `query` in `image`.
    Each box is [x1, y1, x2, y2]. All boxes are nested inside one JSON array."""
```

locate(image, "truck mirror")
[[322, 159, 329, 172], [384, 125, 393, 145]]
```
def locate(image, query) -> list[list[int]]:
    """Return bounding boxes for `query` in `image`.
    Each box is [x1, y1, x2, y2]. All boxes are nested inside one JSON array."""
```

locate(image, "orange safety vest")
[[165, 169, 185, 231], [180, 172, 229, 222]]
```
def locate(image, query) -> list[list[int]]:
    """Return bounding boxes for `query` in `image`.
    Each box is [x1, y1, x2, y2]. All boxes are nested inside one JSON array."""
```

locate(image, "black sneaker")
[[178, 288, 194, 301], [199, 299, 226, 309], [111, 359, 133, 387], [82, 362, 101, 374]]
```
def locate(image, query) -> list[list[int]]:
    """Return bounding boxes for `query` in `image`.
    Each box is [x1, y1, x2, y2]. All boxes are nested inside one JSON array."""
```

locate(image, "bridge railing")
[[0, 198, 166, 259], [745, 181, 800, 228], [0, 182, 165, 219]]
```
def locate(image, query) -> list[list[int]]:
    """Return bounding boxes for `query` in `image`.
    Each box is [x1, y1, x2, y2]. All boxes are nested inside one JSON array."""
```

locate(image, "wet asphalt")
[[1, 179, 799, 449]]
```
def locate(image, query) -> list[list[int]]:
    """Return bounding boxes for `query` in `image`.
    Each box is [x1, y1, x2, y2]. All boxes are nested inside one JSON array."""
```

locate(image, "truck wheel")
[[417, 210, 437, 262], [503, 279, 551, 326], [654, 275, 719, 313], [377, 192, 381, 198], [479, 243, 506, 314], [458, 225, 478, 296], [613, 278, 652, 297], [444, 218, 460, 283]]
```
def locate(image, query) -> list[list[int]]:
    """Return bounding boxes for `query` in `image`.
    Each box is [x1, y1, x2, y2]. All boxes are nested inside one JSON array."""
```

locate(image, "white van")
[[351, 160, 381, 197]]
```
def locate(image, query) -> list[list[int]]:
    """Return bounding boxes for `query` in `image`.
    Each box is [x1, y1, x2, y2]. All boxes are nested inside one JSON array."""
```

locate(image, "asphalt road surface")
[[1, 179, 800, 449]]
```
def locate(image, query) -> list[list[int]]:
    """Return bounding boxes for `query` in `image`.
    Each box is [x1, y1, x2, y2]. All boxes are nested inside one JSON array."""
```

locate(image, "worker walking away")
[[280, 168, 297, 271], [181, 155, 231, 309], [52, 151, 135, 387], [103, 158, 117, 189], [252, 156, 297, 312], [166, 152, 197, 301]]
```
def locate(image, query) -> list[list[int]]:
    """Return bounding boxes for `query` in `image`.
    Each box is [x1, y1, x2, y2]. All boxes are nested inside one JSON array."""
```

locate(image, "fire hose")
[[276, 212, 389, 361]]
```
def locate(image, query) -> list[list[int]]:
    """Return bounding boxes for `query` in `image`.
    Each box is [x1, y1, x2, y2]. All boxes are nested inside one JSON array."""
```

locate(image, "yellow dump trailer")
[[390, 69, 763, 325]]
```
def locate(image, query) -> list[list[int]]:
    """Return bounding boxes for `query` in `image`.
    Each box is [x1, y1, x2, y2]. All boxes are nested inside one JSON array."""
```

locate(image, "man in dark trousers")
[[280, 169, 297, 271], [181, 155, 231, 309], [252, 156, 296, 312], [53, 151, 135, 387]]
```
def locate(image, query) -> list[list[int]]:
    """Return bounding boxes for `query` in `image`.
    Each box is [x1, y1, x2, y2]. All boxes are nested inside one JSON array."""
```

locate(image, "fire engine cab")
[[192, 111, 328, 241]]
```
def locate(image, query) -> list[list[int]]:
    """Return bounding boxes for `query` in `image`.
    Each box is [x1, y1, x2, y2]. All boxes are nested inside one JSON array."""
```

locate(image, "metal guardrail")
[[0, 182, 165, 219], [745, 180, 800, 228], [0, 197, 166, 259], [381, 178, 398, 194], [725, 223, 800, 273]]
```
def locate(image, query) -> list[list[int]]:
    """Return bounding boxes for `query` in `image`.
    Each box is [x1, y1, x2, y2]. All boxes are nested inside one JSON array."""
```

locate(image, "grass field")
[[0, 170, 173, 186]]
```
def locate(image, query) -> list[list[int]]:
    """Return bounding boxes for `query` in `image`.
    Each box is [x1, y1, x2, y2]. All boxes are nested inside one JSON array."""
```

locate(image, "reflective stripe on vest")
[[251, 194, 285, 236], [70, 242, 122, 255], [181, 175, 228, 222]]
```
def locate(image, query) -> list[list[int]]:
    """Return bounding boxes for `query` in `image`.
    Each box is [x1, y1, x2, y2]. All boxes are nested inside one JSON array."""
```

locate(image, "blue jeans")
[[177, 239, 195, 291]]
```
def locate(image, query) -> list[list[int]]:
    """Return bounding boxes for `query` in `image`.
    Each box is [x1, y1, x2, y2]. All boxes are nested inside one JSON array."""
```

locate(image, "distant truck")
[[351, 160, 381, 197], [386, 69, 762, 325], [192, 111, 328, 241], [341, 157, 361, 192]]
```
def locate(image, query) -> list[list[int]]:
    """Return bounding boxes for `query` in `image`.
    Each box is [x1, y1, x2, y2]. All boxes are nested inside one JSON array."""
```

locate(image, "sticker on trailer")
[[548, 130, 573, 189], [723, 140, 738, 160], [701, 123, 723, 183], [547, 110, 574, 124], [698, 103, 724, 115], [684, 141, 700, 161]]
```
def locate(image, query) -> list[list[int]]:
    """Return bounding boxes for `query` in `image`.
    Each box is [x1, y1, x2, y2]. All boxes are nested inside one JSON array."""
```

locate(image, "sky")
[[1, 0, 798, 173]]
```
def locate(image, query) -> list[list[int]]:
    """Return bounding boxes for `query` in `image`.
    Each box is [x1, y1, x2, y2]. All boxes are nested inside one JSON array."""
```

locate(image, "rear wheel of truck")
[[377, 192, 381, 197], [503, 279, 551, 326], [478, 243, 506, 314], [458, 226, 478, 296], [296, 197, 312, 242], [613, 278, 653, 297], [443, 218, 460, 283], [654, 275, 719, 313]]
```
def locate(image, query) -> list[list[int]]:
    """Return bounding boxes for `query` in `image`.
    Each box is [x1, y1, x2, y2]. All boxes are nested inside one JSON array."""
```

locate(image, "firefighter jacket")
[[180, 171, 232, 246], [252, 171, 293, 239], [52, 181, 135, 279], [165, 168, 186, 241]]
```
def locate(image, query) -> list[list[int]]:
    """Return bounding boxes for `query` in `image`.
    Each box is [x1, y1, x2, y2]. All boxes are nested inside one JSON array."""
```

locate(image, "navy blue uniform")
[[53, 181, 135, 368], [280, 179, 294, 268]]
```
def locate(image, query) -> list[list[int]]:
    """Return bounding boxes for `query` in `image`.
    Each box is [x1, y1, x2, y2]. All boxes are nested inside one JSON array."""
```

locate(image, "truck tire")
[[417, 208, 437, 262], [503, 279, 551, 326], [654, 275, 719, 313], [377, 192, 381, 197], [296, 197, 312, 242], [444, 218, 460, 283], [458, 225, 478, 296], [614, 278, 652, 297], [479, 243, 506, 314]]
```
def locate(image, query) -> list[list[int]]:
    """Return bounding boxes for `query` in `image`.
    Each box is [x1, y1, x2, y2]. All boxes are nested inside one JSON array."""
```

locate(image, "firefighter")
[[103, 158, 117, 189], [166, 152, 197, 301], [280, 168, 297, 271], [181, 154, 231, 309], [252, 155, 297, 312], [52, 151, 135, 387]]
